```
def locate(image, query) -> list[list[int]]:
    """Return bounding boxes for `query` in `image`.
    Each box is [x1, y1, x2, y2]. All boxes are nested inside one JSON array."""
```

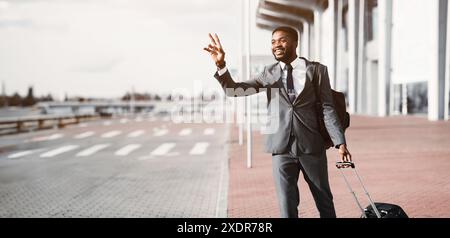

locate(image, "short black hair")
[[272, 26, 298, 43]]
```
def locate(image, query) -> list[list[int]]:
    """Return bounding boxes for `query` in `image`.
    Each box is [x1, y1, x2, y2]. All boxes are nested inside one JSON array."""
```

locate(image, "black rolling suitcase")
[[336, 162, 408, 218]]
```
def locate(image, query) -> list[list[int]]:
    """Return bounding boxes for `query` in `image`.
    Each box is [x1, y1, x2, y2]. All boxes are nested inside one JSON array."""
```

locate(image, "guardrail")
[[0, 113, 104, 135]]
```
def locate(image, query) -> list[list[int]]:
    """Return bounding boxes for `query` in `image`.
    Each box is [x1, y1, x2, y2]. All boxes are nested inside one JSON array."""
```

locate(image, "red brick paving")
[[227, 115, 450, 218]]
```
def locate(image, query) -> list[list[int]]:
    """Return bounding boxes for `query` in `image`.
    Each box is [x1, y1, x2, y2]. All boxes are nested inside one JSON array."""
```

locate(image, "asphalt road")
[[0, 115, 229, 217]]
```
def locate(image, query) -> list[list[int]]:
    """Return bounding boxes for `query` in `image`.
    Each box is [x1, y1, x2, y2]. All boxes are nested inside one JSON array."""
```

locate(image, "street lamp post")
[[245, 0, 252, 169]]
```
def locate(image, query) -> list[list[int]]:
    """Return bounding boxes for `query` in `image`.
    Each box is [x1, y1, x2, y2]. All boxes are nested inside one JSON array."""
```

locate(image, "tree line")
[[1, 87, 217, 107], [0, 87, 53, 107]]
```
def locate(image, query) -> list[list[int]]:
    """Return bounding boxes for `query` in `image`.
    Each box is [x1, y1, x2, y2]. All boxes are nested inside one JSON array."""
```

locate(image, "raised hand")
[[203, 33, 226, 68]]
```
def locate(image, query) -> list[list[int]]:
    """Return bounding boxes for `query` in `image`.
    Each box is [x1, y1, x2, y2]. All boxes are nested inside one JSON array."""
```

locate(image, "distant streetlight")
[[130, 86, 135, 115]]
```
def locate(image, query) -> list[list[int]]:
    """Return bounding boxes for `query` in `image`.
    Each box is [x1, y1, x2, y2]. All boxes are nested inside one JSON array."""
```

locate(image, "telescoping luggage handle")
[[336, 161, 382, 218]]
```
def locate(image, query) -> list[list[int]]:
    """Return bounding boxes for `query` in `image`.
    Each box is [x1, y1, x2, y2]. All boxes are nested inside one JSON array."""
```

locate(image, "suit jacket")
[[214, 57, 346, 154]]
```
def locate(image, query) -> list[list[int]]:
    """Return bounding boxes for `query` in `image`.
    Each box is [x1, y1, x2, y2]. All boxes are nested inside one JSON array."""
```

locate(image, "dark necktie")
[[286, 64, 295, 103]]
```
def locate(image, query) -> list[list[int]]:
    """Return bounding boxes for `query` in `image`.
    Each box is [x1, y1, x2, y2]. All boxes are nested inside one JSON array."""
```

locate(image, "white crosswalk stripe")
[[127, 130, 145, 138], [153, 129, 168, 137], [46, 133, 64, 140], [150, 143, 176, 156], [74, 131, 95, 139], [189, 142, 210, 155], [103, 121, 112, 126], [76, 144, 110, 157], [78, 123, 88, 128], [32, 133, 64, 142], [203, 128, 215, 135], [101, 130, 122, 138], [115, 144, 142, 156], [135, 117, 143, 122], [178, 128, 192, 136], [120, 118, 128, 124], [40, 145, 79, 158], [8, 149, 42, 159]]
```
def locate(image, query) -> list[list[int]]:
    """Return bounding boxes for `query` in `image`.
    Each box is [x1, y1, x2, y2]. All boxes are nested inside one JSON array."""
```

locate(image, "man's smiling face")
[[271, 30, 297, 63]]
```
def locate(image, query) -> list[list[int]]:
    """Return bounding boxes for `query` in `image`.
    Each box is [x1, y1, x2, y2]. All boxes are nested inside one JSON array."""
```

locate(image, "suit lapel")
[[269, 65, 290, 103], [277, 78, 290, 103]]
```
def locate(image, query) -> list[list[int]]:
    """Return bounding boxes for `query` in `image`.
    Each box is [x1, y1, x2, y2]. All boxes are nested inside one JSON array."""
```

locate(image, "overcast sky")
[[0, 0, 272, 100]]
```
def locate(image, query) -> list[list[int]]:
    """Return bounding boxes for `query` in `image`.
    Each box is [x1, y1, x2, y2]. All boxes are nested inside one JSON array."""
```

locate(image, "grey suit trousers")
[[272, 135, 336, 218]]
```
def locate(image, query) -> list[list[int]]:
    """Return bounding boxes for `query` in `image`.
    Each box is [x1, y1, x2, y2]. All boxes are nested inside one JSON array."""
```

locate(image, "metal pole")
[[246, 98, 252, 168], [238, 107, 244, 145], [130, 86, 135, 115], [238, 0, 245, 145], [246, 0, 252, 169]]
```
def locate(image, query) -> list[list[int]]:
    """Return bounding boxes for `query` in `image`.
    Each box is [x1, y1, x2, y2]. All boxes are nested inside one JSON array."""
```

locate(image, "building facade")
[[256, 0, 450, 121]]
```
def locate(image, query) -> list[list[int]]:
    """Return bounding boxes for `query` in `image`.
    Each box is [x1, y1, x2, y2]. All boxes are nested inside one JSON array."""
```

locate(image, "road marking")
[[120, 118, 128, 124], [101, 130, 122, 138], [115, 144, 142, 156], [135, 117, 143, 122], [47, 133, 64, 140], [178, 128, 192, 136], [7, 149, 44, 159], [40, 145, 79, 158], [76, 144, 110, 157], [189, 142, 210, 155], [32, 133, 64, 142], [78, 123, 88, 128], [103, 121, 112, 126], [204, 128, 215, 135], [153, 129, 168, 137], [127, 130, 145, 138], [150, 143, 176, 156], [148, 117, 157, 122], [74, 131, 95, 139]]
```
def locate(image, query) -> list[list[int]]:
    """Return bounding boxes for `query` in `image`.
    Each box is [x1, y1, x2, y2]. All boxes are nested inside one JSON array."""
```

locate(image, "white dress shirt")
[[278, 57, 307, 98], [217, 57, 307, 97]]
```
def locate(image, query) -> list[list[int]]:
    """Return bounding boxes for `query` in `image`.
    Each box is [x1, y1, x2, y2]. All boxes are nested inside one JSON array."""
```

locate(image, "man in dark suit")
[[204, 26, 352, 218]]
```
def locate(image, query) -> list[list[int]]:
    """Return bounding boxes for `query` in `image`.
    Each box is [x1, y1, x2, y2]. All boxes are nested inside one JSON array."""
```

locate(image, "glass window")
[[407, 82, 428, 115], [393, 82, 428, 115], [393, 84, 403, 115]]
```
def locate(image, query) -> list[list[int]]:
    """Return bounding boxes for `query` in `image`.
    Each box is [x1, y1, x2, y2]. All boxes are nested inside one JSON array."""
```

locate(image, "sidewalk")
[[227, 115, 450, 218]]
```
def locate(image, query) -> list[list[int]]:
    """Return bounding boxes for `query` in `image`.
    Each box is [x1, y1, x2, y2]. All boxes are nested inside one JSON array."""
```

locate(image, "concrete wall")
[[391, 0, 436, 84]]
